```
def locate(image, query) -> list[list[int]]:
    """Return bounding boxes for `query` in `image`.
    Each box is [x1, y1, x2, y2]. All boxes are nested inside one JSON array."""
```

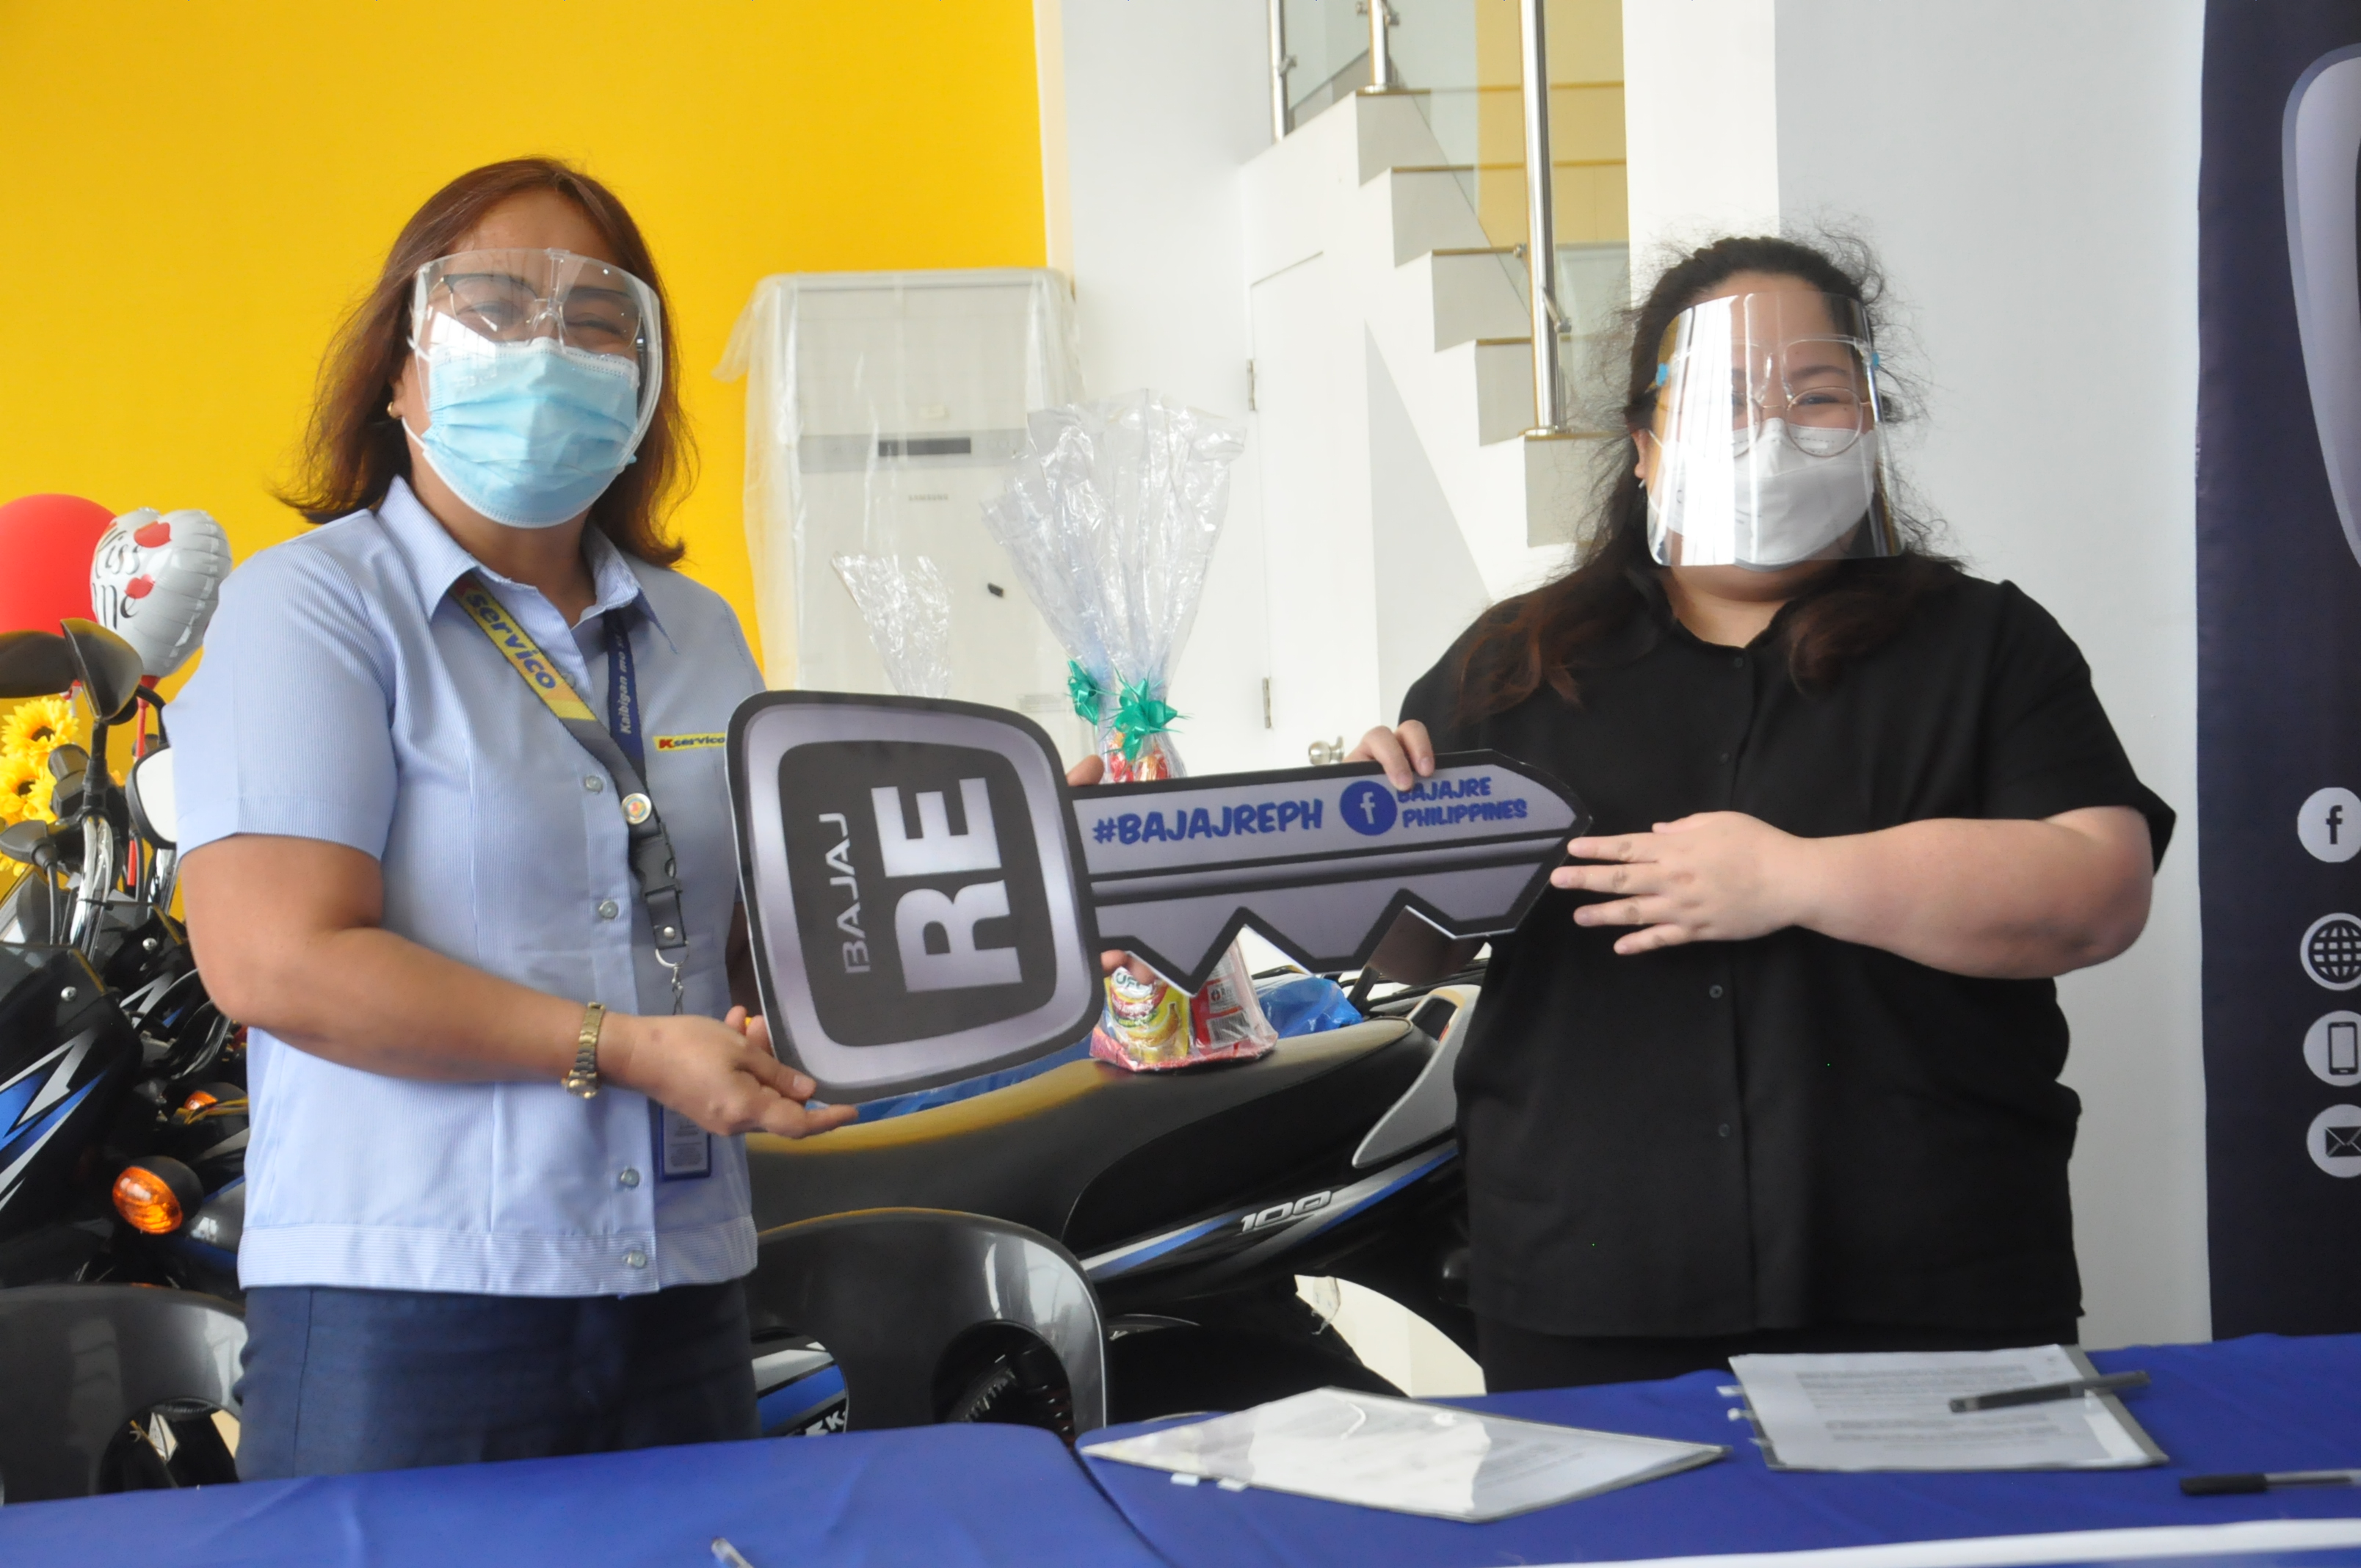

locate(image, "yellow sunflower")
[[0, 749, 48, 825], [1, 694, 81, 766]]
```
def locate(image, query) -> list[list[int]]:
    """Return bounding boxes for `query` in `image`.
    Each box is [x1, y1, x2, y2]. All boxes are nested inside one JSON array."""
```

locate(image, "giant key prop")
[[729, 692, 1587, 1101]]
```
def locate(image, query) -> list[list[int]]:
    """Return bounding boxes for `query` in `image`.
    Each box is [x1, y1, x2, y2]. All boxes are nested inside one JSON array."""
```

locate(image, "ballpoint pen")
[[2183, 1468, 2361, 1496], [711, 1539, 758, 1568], [1948, 1370, 2150, 1412]]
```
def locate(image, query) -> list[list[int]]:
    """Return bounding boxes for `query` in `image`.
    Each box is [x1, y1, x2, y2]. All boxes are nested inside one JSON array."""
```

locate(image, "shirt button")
[[597, 899, 621, 921], [1717, 751, 1731, 764], [618, 1168, 641, 1188], [624, 1249, 648, 1269], [1708, 984, 1725, 999], [1730, 655, 1744, 669], [1718, 1123, 1733, 1139], [584, 776, 604, 794]]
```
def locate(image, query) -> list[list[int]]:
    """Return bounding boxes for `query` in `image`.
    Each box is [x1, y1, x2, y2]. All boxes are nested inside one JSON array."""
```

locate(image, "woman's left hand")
[[1553, 813, 1807, 955]]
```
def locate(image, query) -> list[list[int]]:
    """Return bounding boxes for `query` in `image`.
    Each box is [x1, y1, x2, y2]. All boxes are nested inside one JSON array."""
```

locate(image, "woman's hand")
[[1346, 722, 1436, 790], [1554, 813, 1806, 955], [1551, 806, 2154, 979], [602, 1007, 857, 1139]]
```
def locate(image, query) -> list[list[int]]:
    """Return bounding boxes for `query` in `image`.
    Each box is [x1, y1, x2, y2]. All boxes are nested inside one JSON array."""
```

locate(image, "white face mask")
[[1722, 421, 1879, 570]]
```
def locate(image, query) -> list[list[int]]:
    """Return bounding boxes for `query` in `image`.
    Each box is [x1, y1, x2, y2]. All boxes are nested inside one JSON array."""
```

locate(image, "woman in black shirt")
[[1352, 236, 2172, 1391]]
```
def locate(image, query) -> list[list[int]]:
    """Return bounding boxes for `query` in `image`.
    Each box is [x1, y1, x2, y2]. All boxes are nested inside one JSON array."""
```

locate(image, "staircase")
[[1242, 90, 1590, 744]]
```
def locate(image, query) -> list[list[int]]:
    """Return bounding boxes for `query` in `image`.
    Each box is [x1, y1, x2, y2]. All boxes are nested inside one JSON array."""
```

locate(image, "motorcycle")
[[742, 965, 1487, 1434], [0, 622, 245, 1298], [1, 620, 1487, 1442]]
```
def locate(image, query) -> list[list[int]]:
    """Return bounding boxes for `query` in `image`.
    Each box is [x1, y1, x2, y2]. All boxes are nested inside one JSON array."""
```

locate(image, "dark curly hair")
[[278, 156, 692, 566], [1451, 234, 1956, 722]]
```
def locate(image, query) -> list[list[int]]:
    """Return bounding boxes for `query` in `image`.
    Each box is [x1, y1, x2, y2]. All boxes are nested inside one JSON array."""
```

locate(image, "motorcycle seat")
[[747, 1018, 1435, 1253]]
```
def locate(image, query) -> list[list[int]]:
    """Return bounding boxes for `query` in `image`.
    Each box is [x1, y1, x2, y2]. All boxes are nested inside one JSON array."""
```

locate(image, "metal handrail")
[[1268, 0, 1291, 141], [1362, 0, 1397, 95], [1519, 0, 1567, 433]]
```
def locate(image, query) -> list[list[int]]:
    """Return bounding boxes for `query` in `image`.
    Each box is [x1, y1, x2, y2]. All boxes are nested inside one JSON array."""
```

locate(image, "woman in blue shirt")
[[175, 159, 854, 1476]]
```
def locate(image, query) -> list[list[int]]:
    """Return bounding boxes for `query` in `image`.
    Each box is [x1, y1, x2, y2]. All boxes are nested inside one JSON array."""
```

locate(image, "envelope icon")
[[2327, 1125, 2361, 1158]]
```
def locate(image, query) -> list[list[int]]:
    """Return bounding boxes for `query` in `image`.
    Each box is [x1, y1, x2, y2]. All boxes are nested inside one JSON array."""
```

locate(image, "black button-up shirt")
[[1400, 569, 2175, 1338]]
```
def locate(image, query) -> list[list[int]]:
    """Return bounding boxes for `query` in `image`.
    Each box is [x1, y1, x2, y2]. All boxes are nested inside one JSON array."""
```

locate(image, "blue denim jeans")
[[234, 1280, 758, 1479]]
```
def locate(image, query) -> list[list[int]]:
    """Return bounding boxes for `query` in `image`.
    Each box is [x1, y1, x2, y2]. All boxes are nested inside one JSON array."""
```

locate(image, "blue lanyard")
[[605, 609, 711, 1180], [604, 613, 645, 777]]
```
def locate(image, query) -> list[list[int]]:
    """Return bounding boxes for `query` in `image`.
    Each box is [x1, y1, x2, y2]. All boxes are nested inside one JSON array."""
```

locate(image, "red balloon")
[[0, 493, 112, 633]]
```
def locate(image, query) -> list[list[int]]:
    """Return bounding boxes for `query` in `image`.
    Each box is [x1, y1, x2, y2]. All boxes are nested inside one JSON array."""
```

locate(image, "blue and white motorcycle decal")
[[0, 1033, 104, 1217], [1080, 1142, 1459, 1282]]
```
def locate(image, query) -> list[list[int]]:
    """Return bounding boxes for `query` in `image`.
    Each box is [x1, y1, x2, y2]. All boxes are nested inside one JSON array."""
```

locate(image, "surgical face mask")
[[412, 337, 642, 528], [1725, 421, 1880, 570]]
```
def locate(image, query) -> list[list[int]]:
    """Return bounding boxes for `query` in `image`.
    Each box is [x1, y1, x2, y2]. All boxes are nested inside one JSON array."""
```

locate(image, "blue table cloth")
[[1081, 1335, 2361, 1568], [0, 1422, 1164, 1568]]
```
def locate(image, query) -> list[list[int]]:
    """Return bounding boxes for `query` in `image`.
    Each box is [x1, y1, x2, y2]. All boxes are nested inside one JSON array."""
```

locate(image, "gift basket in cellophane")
[[983, 391, 1278, 1072]]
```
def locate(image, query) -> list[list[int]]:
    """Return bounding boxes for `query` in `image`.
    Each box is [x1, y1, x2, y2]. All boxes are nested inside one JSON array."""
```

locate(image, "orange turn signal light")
[[113, 1164, 193, 1234]]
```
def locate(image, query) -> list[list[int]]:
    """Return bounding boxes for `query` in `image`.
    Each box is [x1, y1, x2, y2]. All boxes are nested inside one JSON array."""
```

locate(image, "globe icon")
[[2307, 915, 2361, 989]]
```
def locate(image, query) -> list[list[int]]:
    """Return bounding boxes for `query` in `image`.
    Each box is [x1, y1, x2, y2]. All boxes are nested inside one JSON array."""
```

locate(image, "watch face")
[[729, 693, 1100, 1101]]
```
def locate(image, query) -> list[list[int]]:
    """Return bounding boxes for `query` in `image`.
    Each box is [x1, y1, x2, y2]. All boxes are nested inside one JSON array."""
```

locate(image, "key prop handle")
[[728, 692, 1586, 1103]]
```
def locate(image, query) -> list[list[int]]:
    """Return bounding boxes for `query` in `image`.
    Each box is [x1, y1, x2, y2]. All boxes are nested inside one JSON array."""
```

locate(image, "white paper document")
[[1728, 1346, 2166, 1473], [1081, 1386, 1727, 1522]]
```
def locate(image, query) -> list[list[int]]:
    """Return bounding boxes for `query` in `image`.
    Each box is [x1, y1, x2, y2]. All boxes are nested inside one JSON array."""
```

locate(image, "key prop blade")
[[1073, 755, 1585, 992], [727, 692, 1587, 1102]]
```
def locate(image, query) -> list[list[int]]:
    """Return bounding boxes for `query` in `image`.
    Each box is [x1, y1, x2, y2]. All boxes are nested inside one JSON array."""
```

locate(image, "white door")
[[1250, 253, 1381, 765]]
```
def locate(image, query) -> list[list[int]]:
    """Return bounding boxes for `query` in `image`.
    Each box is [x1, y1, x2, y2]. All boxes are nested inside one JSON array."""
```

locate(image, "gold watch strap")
[[564, 1002, 607, 1098]]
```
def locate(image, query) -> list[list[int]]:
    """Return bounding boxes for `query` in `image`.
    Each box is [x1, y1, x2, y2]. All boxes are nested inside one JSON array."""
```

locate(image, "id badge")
[[651, 1101, 712, 1180]]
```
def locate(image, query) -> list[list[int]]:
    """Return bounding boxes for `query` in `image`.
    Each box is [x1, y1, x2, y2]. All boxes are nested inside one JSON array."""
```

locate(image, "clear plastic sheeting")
[[982, 391, 1269, 1072], [1083, 1387, 1727, 1521], [981, 391, 1244, 780], [830, 553, 951, 700], [718, 269, 1083, 751]]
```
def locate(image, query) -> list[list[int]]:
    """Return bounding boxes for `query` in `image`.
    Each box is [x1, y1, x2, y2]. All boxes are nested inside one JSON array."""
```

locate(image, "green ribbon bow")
[[1067, 660, 1107, 723], [1111, 679, 1181, 762]]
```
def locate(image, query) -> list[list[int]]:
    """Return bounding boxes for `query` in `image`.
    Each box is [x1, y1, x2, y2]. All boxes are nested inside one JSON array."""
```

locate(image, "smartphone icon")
[[2332, 1020, 2358, 1077]]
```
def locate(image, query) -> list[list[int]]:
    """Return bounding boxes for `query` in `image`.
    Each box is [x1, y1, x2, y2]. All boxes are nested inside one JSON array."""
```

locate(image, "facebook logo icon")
[[1339, 780, 1398, 837], [2301, 788, 2361, 864]]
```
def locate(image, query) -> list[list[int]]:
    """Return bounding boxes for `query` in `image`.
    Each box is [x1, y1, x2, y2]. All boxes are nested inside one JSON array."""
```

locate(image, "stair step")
[[1388, 170, 1493, 264], [1471, 339, 1536, 445], [1429, 250, 1529, 349], [1355, 90, 1449, 184]]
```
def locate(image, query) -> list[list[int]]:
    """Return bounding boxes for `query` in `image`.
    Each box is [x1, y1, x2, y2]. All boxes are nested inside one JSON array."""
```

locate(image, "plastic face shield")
[[410, 248, 664, 448], [1644, 290, 1896, 570]]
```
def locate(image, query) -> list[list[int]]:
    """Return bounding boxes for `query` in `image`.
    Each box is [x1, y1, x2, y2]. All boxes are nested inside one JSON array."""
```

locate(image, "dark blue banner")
[[2199, 1, 2361, 1336]]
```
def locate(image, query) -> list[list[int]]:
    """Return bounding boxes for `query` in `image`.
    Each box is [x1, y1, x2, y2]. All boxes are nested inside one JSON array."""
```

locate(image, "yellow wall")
[[0, 1, 1048, 678]]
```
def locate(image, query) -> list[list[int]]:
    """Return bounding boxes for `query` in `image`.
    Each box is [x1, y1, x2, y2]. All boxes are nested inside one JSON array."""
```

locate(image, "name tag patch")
[[653, 1102, 713, 1180], [654, 733, 725, 752]]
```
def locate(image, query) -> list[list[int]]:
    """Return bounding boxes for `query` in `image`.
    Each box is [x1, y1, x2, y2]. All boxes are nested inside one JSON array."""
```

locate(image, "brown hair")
[[280, 157, 691, 566], [1452, 235, 1956, 724]]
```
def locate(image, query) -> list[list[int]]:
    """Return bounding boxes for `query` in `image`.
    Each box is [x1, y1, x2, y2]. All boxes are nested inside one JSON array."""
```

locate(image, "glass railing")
[[1274, 0, 1630, 429]]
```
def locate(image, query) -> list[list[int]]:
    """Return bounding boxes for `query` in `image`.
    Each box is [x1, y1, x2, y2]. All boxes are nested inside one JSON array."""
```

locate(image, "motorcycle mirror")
[[60, 617, 144, 725], [126, 746, 176, 849], [0, 820, 48, 865], [47, 744, 88, 781], [0, 630, 77, 699]]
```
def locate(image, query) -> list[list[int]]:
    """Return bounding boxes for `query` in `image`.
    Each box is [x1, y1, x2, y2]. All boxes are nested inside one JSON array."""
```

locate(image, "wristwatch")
[[564, 1002, 607, 1098]]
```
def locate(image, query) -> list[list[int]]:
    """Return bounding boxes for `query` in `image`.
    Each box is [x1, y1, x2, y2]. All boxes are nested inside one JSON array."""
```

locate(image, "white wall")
[[1774, 1, 2211, 1351], [1042, 0, 1280, 774], [1623, 0, 1781, 268], [1626, 0, 2211, 1350]]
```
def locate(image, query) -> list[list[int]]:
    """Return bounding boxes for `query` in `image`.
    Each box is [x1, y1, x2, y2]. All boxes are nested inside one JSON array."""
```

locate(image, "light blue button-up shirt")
[[173, 477, 763, 1296]]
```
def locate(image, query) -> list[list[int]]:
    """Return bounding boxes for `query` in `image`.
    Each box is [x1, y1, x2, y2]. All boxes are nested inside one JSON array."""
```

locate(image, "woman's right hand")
[[602, 1008, 857, 1139], [1346, 721, 1436, 790]]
